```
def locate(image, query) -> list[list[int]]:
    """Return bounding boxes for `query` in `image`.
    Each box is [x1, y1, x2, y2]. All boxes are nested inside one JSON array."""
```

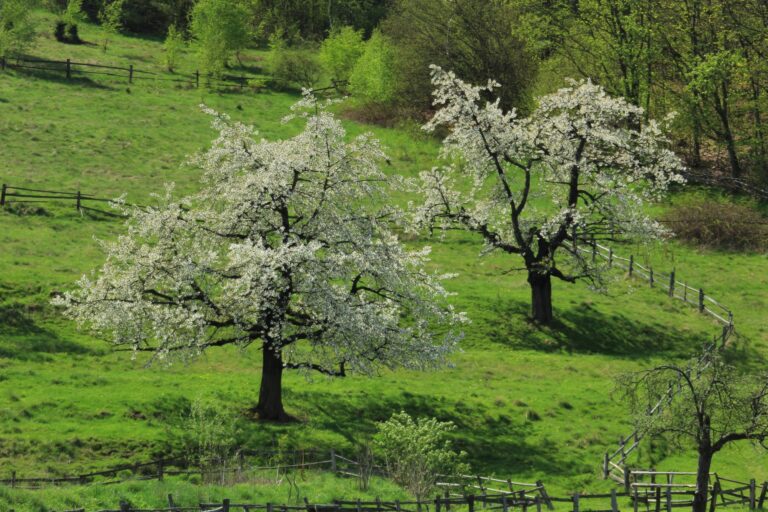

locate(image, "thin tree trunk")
[[528, 270, 553, 324], [692, 448, 713, 512], [254, 343, 292, 422]]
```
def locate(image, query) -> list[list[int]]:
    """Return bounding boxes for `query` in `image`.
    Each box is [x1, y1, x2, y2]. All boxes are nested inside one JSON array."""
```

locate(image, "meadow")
[[1, 11, 767, 511]]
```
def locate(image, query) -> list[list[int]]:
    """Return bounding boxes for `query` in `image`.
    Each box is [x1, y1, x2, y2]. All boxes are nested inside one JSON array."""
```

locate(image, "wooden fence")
[[14, 479, 768, 512], [0, 55, 263, 90], [0, 183, 130, 216]]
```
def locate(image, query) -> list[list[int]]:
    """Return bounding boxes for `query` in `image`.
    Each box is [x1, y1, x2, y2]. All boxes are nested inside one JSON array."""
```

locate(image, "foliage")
[[0, 0, 37, 58], [269, 37, 322, 89], [375, 411, 469, 500], [319, 25, 364, 84], [178, 399, 240, 482], [54, 95, 464, 421], [163, 23, 185, 72], [98, 0, 125, 52], [189, 0, 251, 77], [416, 67, 686, 323], [664, 199, 768, 252], [349, 29, 398, 105], [381, 0, 537, 115]]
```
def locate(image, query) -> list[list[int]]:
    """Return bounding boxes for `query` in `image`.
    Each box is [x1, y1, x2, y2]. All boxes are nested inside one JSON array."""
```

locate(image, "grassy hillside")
[[1, 12, 767, 509]]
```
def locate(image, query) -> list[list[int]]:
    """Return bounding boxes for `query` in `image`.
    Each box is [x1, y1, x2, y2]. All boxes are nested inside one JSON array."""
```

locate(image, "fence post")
[[222, 498, 230, 512], [751, 479, 757, 510], [435, 496, 442, 512], [1, 183, 6, 206], [11, 470, 15, 488], [1, 56, 5, 70], [502, 494, 508, 512], [468, 495, 475, 512], [76, 190, 81, 211], [445, 488, 451, 511], [758, 481, 767, 509], [611, 489, 618, 512], [602, 452, 609, 479], [629, 255, 634, 277], [129, 64, 133, 84], [537, 480, 554, 510], [119, 501, 129, 512], [330, 449, 337, 472], [168, 494, 178, 511], [666, 486, 672, 512], [609, 247, 613, 268], [592, 243, 597, 263], [66, 58, 71, 79], [710, 480, 721, 512], [669, 271, 675, 297], [572, 493, 579, 512], [536, 495, 542, 512], [195, 70, 200, 88], [699, 289, 705, 313], [157, 460, 164, 481], [649, 267, 654, 287]]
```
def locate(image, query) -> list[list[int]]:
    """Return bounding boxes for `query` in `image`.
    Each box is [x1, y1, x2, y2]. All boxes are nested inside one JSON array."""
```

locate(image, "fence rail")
[[0, 55, 266, 90]]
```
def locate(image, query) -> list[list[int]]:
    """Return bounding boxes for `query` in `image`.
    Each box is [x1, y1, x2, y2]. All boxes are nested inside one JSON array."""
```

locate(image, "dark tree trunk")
[[528, 271, 553, 324], [693, 447, 713, 512], [254, 343, 292, 422]]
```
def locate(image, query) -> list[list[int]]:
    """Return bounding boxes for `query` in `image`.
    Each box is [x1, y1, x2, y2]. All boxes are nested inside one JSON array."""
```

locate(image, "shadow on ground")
[[0, 304, 94, 360]]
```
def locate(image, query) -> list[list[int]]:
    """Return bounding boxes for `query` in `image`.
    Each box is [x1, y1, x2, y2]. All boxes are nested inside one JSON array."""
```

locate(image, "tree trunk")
[[692, 447, 713, 512], [528, 271, 553, 324], [254, 343, 292, 422]]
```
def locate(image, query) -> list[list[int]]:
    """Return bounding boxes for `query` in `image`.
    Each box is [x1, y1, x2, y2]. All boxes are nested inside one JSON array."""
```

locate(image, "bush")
[[269, 39, 322, 89], [190, 0, 251, 77], [375, 411, 469, 501], [163, 24, 185, 71], [0, 0, 37, 58], [319, 26, 365, 84], [664, 199, 768, 251], [349, 29, 398, 104]]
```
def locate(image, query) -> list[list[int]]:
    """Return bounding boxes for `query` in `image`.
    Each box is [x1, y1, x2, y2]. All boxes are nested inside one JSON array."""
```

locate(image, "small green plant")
[[319, 26, 365, 85], [99, 0, 125, 52], [375, 411, 469, 501], [163, 24, 186, 72]]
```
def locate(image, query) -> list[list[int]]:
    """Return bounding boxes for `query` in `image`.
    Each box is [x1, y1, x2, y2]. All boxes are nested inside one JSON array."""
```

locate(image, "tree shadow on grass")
[[282, 390, 593, 477], [483, 299, 710, 359], [8, 66, 114, 90], [0, 304, 94, 360]]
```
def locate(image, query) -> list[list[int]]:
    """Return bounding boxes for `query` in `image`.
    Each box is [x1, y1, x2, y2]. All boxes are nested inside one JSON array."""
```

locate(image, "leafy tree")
[[348, 29, 398, 104], [98, 0, 125, 52], [268, 34, 322, 90], [0, 0, 37, 58], [381, 0, 537, 114], [319, 25, 364, 84], [189, 0, 251, 77], [416, 68, 685, 324], [163, 23, 185, 72], [55, 97, 463, 422], [620, 353, 768, 512], [375, 411, 469, 500]]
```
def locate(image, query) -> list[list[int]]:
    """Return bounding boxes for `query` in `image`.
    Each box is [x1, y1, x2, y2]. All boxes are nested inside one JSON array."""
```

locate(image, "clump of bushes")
[[268, 35, 322, 90], [664, 199, 768, 251]]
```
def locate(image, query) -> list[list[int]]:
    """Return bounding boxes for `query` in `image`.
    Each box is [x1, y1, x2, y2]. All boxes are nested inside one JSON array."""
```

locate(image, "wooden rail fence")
[[0, 183, 130, 216], [0, 55, 262, 90]]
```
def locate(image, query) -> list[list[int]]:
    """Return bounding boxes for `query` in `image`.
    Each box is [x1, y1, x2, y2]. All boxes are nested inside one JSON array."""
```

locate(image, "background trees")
[[0, 0, 37, 58], [416, 68, 685, 324], [189, 0, 250, 76], [56, 98, 463, 421]]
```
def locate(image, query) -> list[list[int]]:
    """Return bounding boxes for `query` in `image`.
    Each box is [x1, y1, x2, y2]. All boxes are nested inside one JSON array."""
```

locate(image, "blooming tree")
[[56, 96, 464, 421], [416, 67, 686, 324]]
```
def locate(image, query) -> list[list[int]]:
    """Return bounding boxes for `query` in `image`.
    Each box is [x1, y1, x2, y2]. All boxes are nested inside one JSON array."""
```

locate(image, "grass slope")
[[1, 11, 767, 508]]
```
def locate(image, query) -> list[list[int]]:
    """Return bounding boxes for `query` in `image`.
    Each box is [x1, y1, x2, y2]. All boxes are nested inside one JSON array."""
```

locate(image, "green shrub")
[[269, 37, 322, 90], [189, 0, 251, 77], [163, 24, 185, 71], [349, 29, 398, 104], [375, 411, 469, 501], [664, 199, 768, 251], [0, 0, 37, 58], [319, 26, 365, 84]]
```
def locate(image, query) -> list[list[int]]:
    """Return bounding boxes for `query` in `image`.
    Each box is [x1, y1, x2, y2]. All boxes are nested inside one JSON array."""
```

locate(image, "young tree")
[[163, 24, 185, 72], [416, 67, 685, 324], [375, 411, 469, 500], [0, 0, 37, 58], [98, 0, 125, 52], [55, 96, 464, 422], [348, 29, 398, 104], [620, 353, 768, 512], [319, 25, 365, 84], [189, 0, 251, 77]]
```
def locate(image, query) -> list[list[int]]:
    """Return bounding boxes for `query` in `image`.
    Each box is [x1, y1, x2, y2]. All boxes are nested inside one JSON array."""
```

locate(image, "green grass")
[[1, 11, 767, 510]]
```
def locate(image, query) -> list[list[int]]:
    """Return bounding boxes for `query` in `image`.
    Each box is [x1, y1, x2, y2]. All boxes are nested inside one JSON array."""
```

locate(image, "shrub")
[[664, 199, 768, 251], [349, 29, 398, 104], [269, 39, 322, 90], [375, 411, 469, 501], [189, 0, 251, 77], [319, 26, 365, 84], [163, 24, 185, 71], [0, 0, 37, 58]]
